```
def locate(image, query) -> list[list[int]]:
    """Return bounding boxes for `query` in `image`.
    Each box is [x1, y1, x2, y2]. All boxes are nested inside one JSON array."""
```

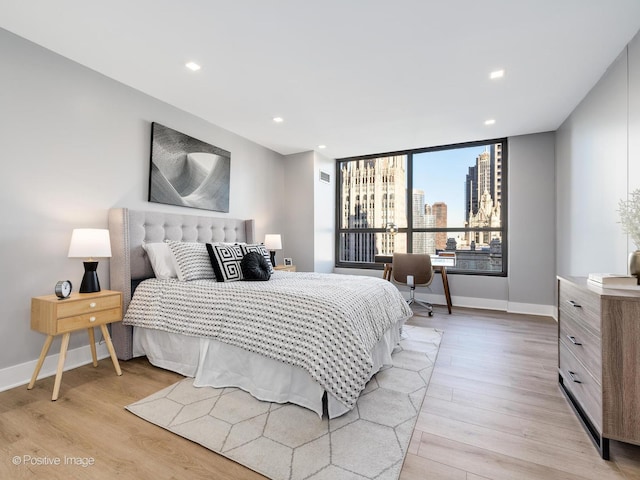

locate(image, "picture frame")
[[283, 257, 293, 266], [149, 122, 231, 212]]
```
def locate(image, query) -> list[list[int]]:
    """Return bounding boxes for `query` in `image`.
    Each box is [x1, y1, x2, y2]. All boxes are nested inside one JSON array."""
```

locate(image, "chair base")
[[407, 298, 434, 316]]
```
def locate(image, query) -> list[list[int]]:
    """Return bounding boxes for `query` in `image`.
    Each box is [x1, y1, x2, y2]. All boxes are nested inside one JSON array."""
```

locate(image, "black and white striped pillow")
[[240, 244, 274, 273], [206, 243, 244, 282], [166, 241, 216, 281]]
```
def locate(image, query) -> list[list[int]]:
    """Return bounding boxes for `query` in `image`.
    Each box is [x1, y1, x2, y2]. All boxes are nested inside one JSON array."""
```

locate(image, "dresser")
[[557, 276, 640, 459]]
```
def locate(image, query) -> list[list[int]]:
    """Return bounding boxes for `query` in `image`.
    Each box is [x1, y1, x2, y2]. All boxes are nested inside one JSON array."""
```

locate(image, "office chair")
[[391, 253, 434, 316]]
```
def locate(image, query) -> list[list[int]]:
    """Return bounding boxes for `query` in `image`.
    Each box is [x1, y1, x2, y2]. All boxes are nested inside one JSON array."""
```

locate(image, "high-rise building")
[[491, 143, 503, 207], [464, 144, 503, 248], [465, 146, 502, 225], [432, 202, 448, 251], [339, 156, 407, 262], [465, 164, 477, 221]]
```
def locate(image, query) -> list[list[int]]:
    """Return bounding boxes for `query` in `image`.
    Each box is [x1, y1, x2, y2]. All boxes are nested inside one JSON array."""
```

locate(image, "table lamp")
[[68, 228, 112, 293], [264, 234, 282, 267]]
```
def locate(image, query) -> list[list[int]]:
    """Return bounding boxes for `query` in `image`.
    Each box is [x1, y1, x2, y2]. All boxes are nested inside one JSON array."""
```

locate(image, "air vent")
[[319, 170, 331, 183]]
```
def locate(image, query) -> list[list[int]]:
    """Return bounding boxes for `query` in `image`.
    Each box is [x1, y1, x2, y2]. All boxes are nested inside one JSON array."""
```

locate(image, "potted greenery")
[[618, 188, 640, 275]]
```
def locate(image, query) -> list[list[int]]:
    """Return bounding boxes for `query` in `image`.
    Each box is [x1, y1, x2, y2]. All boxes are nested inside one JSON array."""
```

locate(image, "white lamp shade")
[[68, 229, 112, 259], [264, 234, 282, 250]]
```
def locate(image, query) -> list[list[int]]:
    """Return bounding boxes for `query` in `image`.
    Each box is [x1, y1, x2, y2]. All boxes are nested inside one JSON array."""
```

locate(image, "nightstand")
[[274, 264, 296, 272], [28, 290, 123, 400]]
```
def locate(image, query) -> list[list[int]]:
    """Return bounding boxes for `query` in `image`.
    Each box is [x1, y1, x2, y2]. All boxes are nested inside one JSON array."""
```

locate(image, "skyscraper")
[[464, 144, 503, 247], [431, 202, 448, 250], [339, 156, 407, 262]]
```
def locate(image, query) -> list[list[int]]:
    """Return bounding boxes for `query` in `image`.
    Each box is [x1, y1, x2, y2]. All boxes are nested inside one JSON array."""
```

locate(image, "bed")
[[108, 208, 412, 418]]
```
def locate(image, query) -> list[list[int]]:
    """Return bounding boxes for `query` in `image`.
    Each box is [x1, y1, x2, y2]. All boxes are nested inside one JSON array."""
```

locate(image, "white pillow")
[[142, 242, 177, 280]]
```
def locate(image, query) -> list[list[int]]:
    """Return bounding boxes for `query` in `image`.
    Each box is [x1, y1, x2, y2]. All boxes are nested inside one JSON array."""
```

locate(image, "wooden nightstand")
[[28, 290, 123, 400], [274, 264, 296, 272]]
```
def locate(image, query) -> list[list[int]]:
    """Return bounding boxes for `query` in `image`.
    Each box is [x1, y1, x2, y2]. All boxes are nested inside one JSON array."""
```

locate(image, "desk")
[[375, 255, 453, 314]]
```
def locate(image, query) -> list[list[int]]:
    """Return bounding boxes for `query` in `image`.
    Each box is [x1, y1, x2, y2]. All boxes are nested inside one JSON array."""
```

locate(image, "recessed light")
[[185, 62, 201, 71], [490, 69, 504, 79], [273, 117, 284, 123], [484, 119, 496, 125], [318, 145, 327, 149]]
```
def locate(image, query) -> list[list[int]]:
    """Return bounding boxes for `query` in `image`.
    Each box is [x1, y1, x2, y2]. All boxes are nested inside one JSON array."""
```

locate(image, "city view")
[[338, 143, 504, 272]]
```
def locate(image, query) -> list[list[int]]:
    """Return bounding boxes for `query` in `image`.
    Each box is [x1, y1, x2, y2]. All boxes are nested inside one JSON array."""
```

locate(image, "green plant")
[[618, 188, 640, 249]]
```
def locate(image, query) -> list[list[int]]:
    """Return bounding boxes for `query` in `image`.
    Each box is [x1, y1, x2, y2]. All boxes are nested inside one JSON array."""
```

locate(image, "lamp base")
[[79, 261, 101, 293], [270, 251, 277, 267]]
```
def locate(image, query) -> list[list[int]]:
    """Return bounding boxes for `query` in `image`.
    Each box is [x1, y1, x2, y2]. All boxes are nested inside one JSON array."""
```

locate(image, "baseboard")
[[0, 342, 110, 393], [414, 292, 509, 311], [507, 301, 556, 318], [414, 292, 555, 317]]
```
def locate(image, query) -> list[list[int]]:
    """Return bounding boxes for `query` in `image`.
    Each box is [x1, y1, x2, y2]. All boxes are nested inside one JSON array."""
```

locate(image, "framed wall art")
[[148, 122, 230, 212]]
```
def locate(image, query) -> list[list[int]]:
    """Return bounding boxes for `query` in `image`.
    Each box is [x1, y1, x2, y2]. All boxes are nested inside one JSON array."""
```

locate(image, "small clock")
[[55, 280, 73, 299]]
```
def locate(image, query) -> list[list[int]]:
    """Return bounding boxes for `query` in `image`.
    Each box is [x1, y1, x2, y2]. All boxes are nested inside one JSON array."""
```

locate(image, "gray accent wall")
[[508, 133, 556, 308], [281, 151, 335, 274], [282, 151, 315, 272], [556, 30, 640, 276], [0, 28, 286, 371]]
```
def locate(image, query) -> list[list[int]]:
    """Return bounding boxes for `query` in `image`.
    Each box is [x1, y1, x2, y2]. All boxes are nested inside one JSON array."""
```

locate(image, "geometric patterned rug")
[[126, 325, 442, 480]]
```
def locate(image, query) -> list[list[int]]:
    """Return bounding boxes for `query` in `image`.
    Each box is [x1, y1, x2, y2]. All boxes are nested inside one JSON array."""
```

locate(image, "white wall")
[[0, 29, 286, 375], [314, 152, 335, 273], [556, 30, 640, 276], [629, 33, 640, 245], [281, 151, 336, 273], [282, 151, 315, 271]]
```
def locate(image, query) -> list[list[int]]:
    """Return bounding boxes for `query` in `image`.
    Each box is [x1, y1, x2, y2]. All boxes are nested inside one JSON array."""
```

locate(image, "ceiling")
[[2, 1, 640, 159]]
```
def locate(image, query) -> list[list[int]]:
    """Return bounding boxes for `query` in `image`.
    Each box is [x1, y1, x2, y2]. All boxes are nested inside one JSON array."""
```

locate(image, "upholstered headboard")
[[108, 208, 255, 360]]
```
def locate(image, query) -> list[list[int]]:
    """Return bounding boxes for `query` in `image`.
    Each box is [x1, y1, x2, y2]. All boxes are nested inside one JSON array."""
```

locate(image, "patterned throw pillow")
[[166, 241, 216, 281], [206, 243, 244, 282], [240, 243, 274, 273]]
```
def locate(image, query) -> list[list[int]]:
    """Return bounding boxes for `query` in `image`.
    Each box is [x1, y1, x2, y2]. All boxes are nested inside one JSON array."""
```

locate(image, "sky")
[[413, 145, 489, 227]]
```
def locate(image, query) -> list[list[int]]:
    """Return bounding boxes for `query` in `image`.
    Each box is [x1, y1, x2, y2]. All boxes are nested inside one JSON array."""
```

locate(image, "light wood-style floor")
[[1, 307, 639, 479]]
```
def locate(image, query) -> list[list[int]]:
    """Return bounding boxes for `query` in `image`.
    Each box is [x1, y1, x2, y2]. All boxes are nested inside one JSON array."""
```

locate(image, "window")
[[336, 139, 507, 275]]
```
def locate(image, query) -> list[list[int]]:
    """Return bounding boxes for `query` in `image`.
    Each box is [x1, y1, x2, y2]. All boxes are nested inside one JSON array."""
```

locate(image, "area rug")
[[126, 325, 442, 480]]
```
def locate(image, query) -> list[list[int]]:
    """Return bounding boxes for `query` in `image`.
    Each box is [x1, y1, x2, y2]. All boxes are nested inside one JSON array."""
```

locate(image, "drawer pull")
[[89, 316, 96, 323], [566, 335, 582, 346], [89, 302, 97, 308], [567, 300, 582, 308], [568, 371, 582, 383]]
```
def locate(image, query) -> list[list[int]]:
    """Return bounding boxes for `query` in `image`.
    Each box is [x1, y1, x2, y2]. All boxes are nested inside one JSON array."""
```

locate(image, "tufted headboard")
[[108, 208, 255, 360]]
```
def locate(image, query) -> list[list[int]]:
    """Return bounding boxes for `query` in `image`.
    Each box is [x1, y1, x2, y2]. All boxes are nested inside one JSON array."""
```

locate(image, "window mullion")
[[407, 152, 413, 253]]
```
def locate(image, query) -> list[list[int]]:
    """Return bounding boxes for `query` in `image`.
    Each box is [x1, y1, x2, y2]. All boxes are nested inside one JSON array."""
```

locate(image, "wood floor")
[[1, 307, 639, 479]]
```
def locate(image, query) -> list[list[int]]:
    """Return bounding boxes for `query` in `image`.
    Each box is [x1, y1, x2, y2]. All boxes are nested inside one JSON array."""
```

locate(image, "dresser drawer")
[[57, 294, 121, 318], [559, 314, 602, 384], [56, 307, 122, 334], [559, 280, 601, 334], [559, 342, 602, 430]]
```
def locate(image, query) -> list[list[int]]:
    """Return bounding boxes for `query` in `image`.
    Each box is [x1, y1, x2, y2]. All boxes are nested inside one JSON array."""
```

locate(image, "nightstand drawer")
[[56, 307, 122, 333], [559, 281, 601, 334], [559, 313, 602, 383], [559, 342, 602, 430], [57, 294, 121, 318]]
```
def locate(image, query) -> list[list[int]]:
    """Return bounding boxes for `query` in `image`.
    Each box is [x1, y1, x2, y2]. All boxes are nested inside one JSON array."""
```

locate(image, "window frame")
[[335, 138, 508, 276]]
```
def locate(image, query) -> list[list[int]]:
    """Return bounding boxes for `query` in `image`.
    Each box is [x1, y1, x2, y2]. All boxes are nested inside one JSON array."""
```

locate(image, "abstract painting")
[[149, 123, 230, 212]]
